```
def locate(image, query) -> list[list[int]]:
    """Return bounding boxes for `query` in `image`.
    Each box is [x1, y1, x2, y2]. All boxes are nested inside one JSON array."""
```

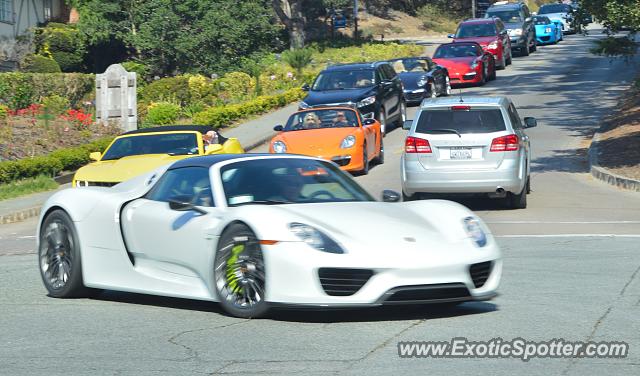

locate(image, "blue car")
[[532, 15, 562, 45]]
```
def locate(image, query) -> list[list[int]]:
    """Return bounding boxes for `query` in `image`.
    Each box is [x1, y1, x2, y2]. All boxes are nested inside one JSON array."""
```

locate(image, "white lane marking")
[[17, 235, 36, 239], [487, 221, 640, 224], [496, 234, 640, 238]]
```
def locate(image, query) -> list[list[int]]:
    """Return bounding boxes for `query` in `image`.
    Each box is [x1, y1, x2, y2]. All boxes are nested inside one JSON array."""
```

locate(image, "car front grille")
[[331, 156, 351, 166], [469, 261, 493, 288], [382, 283, 471, 304], [404, 92, 424, 102], [318, 268, 374, 296], [540, 36, 551, 42]]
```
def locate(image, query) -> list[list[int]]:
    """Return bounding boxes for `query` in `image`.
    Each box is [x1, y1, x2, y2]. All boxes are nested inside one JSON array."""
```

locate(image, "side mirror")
[[382, 190, 401, 203], [447, 34, 454, 39], [362, 118, 376, 126], [402, 119, 413, 130], [524, 117, 537, 128], [205, 144, 223, 155], [168, 195, 207, 214], [89, 152, 102, 161], [301, 83, 310, 91], [273, 125, 284, 132]]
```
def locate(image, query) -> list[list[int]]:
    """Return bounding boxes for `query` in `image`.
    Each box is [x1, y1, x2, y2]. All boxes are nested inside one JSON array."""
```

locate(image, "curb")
[[588, 128, 640, 192], [0, 135, 274, 225]]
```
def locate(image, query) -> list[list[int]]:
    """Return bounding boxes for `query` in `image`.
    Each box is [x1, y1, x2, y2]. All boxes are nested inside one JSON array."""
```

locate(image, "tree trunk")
[[272, 0, 306, 49]]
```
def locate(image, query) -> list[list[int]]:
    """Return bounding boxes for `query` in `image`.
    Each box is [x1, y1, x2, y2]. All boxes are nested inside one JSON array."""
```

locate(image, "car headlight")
[[545, 27, 552, 33], [340, 135, 356, 149], [463, 217, 487, 247], [299, 101, 310, 109], [487, 41, 499, 50], [357, 95, 376, 108], [470, 60, 479, 69], [417, 76, 429, 87], [288, 223, 344, 254], [272, 141, 287, 153]]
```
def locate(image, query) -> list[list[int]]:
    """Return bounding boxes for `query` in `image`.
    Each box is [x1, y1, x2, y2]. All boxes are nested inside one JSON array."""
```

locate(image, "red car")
[[448, 18, 512, 70], [432, 42, 496, 86]]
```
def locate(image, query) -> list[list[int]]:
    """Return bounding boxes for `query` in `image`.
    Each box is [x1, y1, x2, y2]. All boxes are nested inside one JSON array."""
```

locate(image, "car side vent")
[[318, 268, 374, 296], [469, 261, 493, 288]]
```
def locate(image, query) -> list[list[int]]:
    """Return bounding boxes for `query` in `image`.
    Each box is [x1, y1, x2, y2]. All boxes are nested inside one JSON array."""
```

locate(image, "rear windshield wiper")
[[424, 128, 462, 138]]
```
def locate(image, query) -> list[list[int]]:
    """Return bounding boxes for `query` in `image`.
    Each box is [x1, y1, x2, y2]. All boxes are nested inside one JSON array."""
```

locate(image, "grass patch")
[[417, 5, 462, 34], [0, 175, 59, 201]]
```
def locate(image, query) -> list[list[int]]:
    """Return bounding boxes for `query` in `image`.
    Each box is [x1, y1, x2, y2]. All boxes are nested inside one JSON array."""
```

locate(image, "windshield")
[[486, 10, 523, 23], [389, 58, 430, 73], [416, 109, 506, 134], [455, 23, 497, 38], [220, 158, 374, 206], [539, 4, 571, 14], [434, 44, 480, 58], [312, 69, 375, 90], [533, 17, 552, 25], [285, 109, 359, 131], [101, 133, 199, 160]]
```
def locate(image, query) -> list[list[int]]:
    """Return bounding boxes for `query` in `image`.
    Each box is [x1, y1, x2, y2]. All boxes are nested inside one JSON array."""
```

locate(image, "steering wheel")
[[308, 190, 336, 200]]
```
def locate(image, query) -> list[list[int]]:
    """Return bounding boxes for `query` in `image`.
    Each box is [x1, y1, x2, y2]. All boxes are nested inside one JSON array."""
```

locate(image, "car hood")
[[303, 88, 377, 106], [274, 128, 359, 155], [453, 36, 497, 46], [74, 154, 193, 183], [432, 57, 475, 71]]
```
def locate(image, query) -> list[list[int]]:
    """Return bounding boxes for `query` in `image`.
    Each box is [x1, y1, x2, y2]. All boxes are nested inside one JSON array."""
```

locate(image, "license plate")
[[450, 147, 472, 160]]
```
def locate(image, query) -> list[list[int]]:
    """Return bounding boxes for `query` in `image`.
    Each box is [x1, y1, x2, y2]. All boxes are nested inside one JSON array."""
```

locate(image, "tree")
[[580, 0, 639, 58], [282, 48, 313, 77], [272, 0, 306, 49]]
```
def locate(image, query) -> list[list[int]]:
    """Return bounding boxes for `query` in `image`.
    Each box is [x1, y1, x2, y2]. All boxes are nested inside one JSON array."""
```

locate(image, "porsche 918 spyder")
[[38, 154, 502, 318]]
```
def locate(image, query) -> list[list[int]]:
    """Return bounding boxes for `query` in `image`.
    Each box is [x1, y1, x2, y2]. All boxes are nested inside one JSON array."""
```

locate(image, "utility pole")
[[471, 0, 476, 18], [353, 0, 358, 40]]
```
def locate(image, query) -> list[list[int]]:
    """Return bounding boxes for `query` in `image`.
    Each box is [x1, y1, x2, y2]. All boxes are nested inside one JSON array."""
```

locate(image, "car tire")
[[402, 191, 416, 201], [375, 137, 385, 165], [489, 60, 497, 80], [214, 223, 269, 319], [531, 39, 537, 52], [507, 178, 528, 209], [429, 82, 437, 98], [443, 76, 451, 96], [395, 100, 407, 127], [506, 51, 512, 65], [480, 63, 487, 86], [521, 43, 530, 57], [39, 209, 95, 298], [360, 145, 369, 175], [497, 53, 506, 70], [526, 175, 531, 194], [379, 108, 387, 137]]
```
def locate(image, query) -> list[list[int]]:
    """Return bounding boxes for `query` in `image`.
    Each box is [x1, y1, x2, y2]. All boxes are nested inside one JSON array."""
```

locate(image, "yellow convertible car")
[[73, 125, 244, 187]]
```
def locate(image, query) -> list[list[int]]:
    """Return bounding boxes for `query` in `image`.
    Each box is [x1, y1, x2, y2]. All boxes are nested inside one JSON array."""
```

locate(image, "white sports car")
[[37, 154, 502, 318]]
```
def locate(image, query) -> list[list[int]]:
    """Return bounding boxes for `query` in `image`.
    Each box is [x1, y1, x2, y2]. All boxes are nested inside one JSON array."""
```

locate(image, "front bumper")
[[263, 240, 502, 306], [401, 157, 525, 194], [510, 36, 527, 49], [448, 68, 483, 85], [403, 89, 426, 104], [536, 33, 555, 44]]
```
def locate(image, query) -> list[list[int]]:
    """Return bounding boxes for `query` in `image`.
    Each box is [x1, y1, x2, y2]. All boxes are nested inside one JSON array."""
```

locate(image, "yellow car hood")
[[73, 154, 192, 184]]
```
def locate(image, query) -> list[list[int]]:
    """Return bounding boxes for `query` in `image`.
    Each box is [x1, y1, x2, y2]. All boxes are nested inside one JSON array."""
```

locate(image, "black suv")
[[300, 61, 406, 135], [485, 1, 536, 56]]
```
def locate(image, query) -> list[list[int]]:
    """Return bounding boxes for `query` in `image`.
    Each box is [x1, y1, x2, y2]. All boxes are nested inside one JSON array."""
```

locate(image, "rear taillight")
[[405, 136, 432, 153], [490, 134, 519, 152]]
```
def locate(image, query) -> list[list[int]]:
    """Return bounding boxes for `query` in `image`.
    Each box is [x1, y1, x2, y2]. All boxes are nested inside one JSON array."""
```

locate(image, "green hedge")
[[0, 137, 113, 184], [193, 88, 304, 127], [0, 73, 94, 110]]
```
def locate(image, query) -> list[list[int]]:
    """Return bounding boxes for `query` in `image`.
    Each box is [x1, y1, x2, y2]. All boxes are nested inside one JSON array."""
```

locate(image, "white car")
[[37, 154, 501, 318]]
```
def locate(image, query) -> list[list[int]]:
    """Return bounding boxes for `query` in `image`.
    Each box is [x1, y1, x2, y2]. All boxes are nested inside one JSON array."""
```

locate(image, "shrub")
[[20, 54, 62, 73], [41, 94, 70, 116], [0, 104, 8, 119], [193, 88, 304, 127], [34, 23, 85, 72], [144, 102, 181, 126], [218, 72, 255, 102], [140, 76, 191, 106], [121, 61, 150, 82], [417, 5, 461, 34], [0, 73, 94, 110], [282, 48, 314, 77]]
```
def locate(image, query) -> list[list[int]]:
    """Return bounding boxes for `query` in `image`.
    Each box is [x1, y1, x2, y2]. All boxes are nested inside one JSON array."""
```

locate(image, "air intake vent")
[[469, 261, 493, 288], [383, 283, 471, 304], [318, 268, 374, 296]]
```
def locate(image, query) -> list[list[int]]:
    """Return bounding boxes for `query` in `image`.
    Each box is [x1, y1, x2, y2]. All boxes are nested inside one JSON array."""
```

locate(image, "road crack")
[[168, 320, 249, 362]]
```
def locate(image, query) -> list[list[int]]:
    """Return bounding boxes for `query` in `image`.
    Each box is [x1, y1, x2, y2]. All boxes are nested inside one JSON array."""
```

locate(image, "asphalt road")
[[1, 28, 640, 375]]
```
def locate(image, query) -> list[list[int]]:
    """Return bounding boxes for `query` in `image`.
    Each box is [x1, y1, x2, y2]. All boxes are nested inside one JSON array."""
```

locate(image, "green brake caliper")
[[226, 243, 245, 294]]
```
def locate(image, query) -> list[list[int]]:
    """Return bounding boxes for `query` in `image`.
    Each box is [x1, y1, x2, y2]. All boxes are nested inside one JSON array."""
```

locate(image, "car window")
[[220, 158, 374, 205], [415, 108, 506, 134], [456, 23, 497, 38], [486, 10, 523, 23], [146, 167, 214, 207], [508, 103, 523, 129], [312, 69, 375, 90], [434, 45, 479, 58], [284, 109, 359, 130], [523, 5, 530, 18], [101, 133, 199, 160], [382, 64, 396, 79], [496, 20, 505, 32], [533, 16, 551, 25], [539, 4, 571, 14]]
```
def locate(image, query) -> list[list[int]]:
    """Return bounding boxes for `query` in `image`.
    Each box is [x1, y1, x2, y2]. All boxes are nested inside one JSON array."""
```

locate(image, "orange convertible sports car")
[[269, 107, 384, 174]]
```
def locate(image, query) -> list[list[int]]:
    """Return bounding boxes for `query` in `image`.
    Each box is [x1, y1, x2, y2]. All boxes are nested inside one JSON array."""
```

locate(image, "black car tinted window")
[[416, 109, 506, 134], [146, 167, 214, 207], [533, 16, 551, 25], [382, 64, 396, 79], [456, 23, 497, 38], [487, 10, 523, 23], [312, 69, 376, 90]]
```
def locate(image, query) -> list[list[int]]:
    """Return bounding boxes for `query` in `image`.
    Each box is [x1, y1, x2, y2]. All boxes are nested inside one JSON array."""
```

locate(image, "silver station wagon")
[[401, 96, 537, 209]]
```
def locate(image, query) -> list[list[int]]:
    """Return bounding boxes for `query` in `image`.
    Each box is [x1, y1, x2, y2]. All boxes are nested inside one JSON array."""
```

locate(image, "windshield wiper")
[[230, 199, 294, 207], [424, 128, 462, 138]]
